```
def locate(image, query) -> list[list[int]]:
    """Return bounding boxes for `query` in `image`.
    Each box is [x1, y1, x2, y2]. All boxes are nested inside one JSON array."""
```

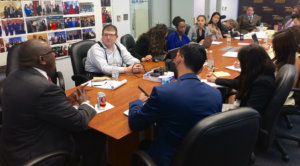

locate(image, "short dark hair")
[[102, 24, 118, 35], [292, 13, 300, 19], [172, 16, 185, 27], [179, 44, 207, 73]]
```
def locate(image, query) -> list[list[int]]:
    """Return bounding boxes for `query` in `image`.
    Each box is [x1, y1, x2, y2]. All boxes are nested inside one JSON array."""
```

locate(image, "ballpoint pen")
[[138, 86, 149, 97]]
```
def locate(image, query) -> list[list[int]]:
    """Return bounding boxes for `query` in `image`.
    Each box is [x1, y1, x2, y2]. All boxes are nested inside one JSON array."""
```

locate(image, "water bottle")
[[226, 31, 231, 44], [264, 31, 268, 43], [111, 64, 119, 81], [207, 50, 214, 70], [259, 23, 264, 31], [240, 33, 244, 40]]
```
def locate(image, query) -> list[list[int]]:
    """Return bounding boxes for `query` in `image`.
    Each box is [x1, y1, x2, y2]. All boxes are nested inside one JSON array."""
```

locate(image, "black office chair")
[[120, 34, 136, 53], [258, 64, 298, 162], [5, 45, 65, 90], [167, 27, 176, 35], [0, 150, 70, 166], [70, 40, 96, 86], [185, 24, 191, 35], [132, 107, 260, 166]]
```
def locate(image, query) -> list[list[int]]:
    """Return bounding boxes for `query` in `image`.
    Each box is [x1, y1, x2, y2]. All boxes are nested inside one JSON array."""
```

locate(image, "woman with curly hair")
[[133, 24, 168, 62]]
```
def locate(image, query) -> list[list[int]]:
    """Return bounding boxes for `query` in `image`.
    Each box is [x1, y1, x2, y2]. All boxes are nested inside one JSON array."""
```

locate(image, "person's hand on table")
[[125, 64, 144, 73], [75, 86, 90, 105], [261, 43, 271, 51], [141, 55, 152, 62], [233, 61, 240, 68], [206, 74, 217, 83], [138, 93, 149, 102]]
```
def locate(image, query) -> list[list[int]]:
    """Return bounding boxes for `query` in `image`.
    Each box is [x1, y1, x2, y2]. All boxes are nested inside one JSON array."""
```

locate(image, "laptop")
[[251, 34, 259, 45]]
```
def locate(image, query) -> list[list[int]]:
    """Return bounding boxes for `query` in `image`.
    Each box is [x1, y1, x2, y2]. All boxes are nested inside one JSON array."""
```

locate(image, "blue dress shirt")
[[167, 31, 191, 50], [129, 73, 222, 166]]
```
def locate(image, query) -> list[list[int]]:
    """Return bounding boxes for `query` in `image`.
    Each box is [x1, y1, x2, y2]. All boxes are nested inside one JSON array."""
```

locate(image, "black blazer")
[[0, 67, 96, 165], [237, 14, 261, 34], [132, 34, 150, 60], [216, 74, 275, 114]]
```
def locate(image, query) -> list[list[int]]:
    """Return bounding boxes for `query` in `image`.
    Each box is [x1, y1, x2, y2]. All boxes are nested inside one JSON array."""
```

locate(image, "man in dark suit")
[[128, 44, 222, 166], [0, 39, 103, 166], [237, 6, 261, 34]]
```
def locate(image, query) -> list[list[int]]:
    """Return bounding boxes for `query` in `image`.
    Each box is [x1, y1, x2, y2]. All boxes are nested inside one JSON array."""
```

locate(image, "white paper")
[[201, 79, 223, 88], [222, 52, 238, 58], [222, 104, 238, 112], [225, 65, 241, 72], [92, 79, 127, 90], [123, 109, 129, 116], [212, 41, 222, 45], [238, 42, 251, 46], [94, 102, 114, 114]]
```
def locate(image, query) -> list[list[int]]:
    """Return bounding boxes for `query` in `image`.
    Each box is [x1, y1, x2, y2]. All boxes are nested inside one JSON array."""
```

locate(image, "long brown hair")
[[144, 24, 168, 56], [272, 26, 300, 69], [236, 45, 275, 101]]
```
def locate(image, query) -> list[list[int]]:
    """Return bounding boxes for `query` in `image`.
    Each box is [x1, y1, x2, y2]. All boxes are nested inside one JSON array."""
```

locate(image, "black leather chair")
[[185, 23, 191, 35], [120, 34, 136, 53], [132, 107, 260, 166], [258, 64, 298, 162], [167, 27, 176, 35], [70, 40, 96, 86], [0, 150, 70, 166], [5, 44, 65, 90]]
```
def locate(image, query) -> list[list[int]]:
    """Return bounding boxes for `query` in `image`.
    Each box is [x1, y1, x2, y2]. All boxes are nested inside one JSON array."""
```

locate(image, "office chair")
[[258, 64, 298, 162], [70, 40, 96, 86], [120, 34, 136, 54], [0, 150, 70, 166], [132, 107, 260, 166], [185, 24, 191, 35], [167, 27, 176, 35], [5, 45, 65, 90]]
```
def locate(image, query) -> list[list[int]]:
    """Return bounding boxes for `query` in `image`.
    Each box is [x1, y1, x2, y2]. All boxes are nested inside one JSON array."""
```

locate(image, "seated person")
[[207, 44, 275, 114], [283, 5, 300, 28], [292, 13, 300, 26], [129, 44, 222, 166], [167, 16, 191, 50], [221, 19, 240, 37], [132, 24, 168, 62], [208, 12, 223, 40], [237, 6, 261, 34], [188, 15, 212, 44], [85, 24, 143, 77], [0, 39, 102, 166]]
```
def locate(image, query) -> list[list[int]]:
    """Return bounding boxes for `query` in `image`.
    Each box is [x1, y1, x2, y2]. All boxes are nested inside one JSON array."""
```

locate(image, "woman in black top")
[[132, 24, 168, 62], [207, 45, 275, 114]]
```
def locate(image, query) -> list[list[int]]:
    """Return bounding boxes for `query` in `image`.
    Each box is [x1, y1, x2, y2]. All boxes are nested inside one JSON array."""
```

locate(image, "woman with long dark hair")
[[167, 16, 191, 50], [272, 25, 300, 105], [133, 24, 168, 62], [207, 44, 275, 113], [208, 12, 223, 40]]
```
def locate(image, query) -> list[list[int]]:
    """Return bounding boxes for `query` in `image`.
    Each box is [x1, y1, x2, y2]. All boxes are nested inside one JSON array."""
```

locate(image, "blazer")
[[0, 67, 96, 165], [129, 73, 222, 166], [237, 14, 261, 34], [215, 74, 275, 114], [132, 34, 151, 60], [187, 25, 212, 43]]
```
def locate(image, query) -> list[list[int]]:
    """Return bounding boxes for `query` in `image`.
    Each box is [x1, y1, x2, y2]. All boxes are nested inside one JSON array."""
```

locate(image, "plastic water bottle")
[[259, 23, 264, 31], [111, 64, 119, 81], [226, 31, 231, 44], [264, 31, 268, 43], [240, 33, 244, 40], [207, 50, 214, 70]]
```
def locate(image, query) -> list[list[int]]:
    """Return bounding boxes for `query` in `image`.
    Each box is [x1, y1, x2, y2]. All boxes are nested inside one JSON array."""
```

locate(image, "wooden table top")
[[65, 38, 252, 140]]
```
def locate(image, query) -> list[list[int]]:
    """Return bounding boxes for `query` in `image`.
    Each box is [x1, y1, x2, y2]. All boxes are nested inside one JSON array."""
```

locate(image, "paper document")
[[94, 102, 114, 114], [222, 52, 238, 58], [212, 41, 222, 45], [238, 42, 251, 46], [83, 79, 127, 90], [201, 79, 223, 88], [225, 65, 241, 72], [222, 104, 238, 112], [213, 71, 231, 77], [123, 110, 129, 116]]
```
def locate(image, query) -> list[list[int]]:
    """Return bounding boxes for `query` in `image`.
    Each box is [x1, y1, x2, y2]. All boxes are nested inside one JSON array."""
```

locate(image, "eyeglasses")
[[102, 33, 116, 37], [40, 50, 54, 56]]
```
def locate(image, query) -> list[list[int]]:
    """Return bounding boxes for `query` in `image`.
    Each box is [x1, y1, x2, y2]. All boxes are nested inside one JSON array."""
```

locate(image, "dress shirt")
[[285, 18, 294, 28], [129, 73, 222, 166], [167, 31, 191, 50], [85, 40, 140, 75]]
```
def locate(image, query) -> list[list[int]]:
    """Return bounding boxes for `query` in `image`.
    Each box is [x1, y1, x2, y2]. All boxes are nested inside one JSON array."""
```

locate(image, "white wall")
[[194, 0, 205, 20], [112, 0, 131, 39], [56, 57, 75, 90], [152, 0, 171, 26], [220, 0, 238, 20], [171, 0, 194, 26], [209, 0, 217, 18]]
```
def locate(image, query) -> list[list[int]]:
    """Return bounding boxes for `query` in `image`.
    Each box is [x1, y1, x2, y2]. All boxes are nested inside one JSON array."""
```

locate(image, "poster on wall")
[[51, 45, 68, 58], [48, 31, 66, 45], [1, 19, 26, 37], [0, 38, 5, 53], [47, 16, 64, 30], [80, 15, 95, 27], [238, 0, 300, 28], [4, 36, 27, 51], [64, 16, 80, 28], [22, 0, 43, 17], [66, 29, 82, 43], [101, 0, 112, 25], [27, 33, 48, 42], [79, 2, 94, 13], [0, 1, 23, 19], [26, 17, 48, 33], [63, 1, 80, 15], [82, 28, 96, 40]]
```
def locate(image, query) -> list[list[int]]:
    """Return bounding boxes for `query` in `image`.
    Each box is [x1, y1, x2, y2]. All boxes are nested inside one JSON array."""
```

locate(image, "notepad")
[[222, 52, 238, 58], [83, 79, 127, 90], [238, 42, 251, 46], [225, 65, 241, 72], [213, 71, 231, 77], [94, 102, 114, 114], [212, 41, 222, 45], [201, 79, 223, 88]]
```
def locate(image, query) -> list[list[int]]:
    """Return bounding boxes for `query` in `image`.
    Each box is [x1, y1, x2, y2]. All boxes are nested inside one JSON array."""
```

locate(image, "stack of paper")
[[212, 41, 223, 45], [222, 52, 238, 58], [201, 79, 223, 88], [225, 65, 241, 72], [83, 79, 127, 90], [213, 71, 231, 77]]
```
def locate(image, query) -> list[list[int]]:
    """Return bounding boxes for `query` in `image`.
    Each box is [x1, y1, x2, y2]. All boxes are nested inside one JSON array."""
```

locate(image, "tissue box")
[[143, 71, 175, 83]]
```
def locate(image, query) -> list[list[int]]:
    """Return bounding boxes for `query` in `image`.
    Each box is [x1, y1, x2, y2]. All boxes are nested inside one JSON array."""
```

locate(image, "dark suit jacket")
[[0, 67, 96, 165], [237, 14, 261, 34], [129, 73, 222, 166], [216, 74, 275, 114]]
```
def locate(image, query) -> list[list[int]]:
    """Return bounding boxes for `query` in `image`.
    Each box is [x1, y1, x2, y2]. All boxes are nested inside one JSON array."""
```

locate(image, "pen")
[[138, 86, 149, 97]]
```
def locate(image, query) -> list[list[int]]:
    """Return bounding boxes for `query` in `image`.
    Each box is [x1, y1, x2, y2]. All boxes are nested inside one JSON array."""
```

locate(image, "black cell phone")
[[251, 34, 259, 45]]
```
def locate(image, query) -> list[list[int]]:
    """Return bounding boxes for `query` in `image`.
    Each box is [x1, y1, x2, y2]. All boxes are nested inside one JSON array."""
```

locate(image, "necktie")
[[47, 76, 52, 82], [249, 16, 253, 23]]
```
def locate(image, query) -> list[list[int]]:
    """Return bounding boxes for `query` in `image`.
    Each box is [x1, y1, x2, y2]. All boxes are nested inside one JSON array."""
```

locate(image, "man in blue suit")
[[129, 44, 222, 166]]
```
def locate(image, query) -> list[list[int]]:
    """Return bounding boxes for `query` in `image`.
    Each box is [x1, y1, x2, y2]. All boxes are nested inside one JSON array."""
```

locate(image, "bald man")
[[0, 39, 103, 165]]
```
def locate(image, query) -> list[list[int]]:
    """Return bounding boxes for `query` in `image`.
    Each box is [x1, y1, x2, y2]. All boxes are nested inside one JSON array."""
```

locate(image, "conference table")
[[65, 38, 255, 166]]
